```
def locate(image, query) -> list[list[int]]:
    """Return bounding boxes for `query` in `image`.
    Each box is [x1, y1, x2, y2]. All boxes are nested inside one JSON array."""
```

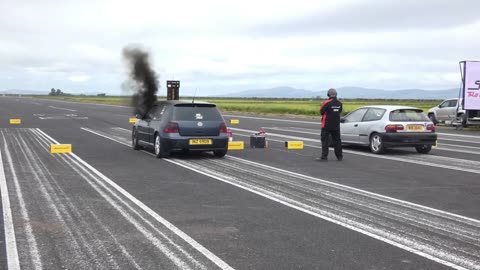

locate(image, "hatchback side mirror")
[[340, 118, 346, 123]]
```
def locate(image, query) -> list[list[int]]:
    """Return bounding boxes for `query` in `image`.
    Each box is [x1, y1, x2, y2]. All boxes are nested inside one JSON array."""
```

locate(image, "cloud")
[[253, 0, 480, 36], [68, 75, 91, 82], [0, 0, 478, 94]]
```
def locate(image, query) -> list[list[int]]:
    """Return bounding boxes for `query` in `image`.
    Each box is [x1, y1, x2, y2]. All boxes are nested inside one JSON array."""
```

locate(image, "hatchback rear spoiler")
[[174, 103, 216, 108]]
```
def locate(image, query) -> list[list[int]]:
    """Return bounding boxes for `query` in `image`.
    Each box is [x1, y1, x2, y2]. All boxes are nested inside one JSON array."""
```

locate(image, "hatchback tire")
[[415, 144, 432, 154], [369, 133, 386, 154], [154, 134, 168, 158], [428, 113, 437, 125], [132, 128, 140, 150], [213, 149, 227, 158]]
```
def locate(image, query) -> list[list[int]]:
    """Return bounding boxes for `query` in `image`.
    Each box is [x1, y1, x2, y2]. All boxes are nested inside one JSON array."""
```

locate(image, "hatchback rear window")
[[172, 104, 223, 121], [389, 109, 429, 122]]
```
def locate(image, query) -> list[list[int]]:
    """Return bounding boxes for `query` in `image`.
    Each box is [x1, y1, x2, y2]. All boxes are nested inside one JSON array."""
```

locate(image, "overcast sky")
[[1, 0, 479, 96]]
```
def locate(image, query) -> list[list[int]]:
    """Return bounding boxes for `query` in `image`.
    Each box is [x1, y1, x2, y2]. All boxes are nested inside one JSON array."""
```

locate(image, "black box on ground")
[[250, 135, 266, 148]]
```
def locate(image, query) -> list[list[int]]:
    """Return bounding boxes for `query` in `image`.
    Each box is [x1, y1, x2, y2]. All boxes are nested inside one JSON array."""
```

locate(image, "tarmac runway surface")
[[1, 96, 479, 269]]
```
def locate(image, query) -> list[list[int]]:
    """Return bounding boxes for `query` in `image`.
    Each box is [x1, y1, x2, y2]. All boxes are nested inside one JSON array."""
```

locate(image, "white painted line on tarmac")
[[48, 106, 77, 112], [265, 127, 480, 145], [80, 127, 478, 270], [438, 143, 480, 150], [0, 133, 21, 270], [37, 128, 234, 270], [43, 98, 130, 108], [266, 127, 319, 135], [439, 137, 480, 144], [228, 155, 480, 223], [183, 157, 479, 270], [1, 132, 42, 269], [437, 132, 480, 138], [64, 155, 197, 269], [231, 128, 480, 174], [168, 165, 467, 270], [223, 114, 318, 124], [230, 127, 318, 142], [432, 147, 480, 155]]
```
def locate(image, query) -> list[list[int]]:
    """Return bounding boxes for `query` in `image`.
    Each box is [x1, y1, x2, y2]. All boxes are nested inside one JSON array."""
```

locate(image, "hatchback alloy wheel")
[[154, 135, 168, 158], [370, 133, 386, 154], [155, 135, 161, 155]]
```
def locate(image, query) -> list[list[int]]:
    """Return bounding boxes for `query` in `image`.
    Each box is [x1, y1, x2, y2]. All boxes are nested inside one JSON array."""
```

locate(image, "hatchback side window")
[[362, 108, 386, 122], [344, 108, 368, 122]]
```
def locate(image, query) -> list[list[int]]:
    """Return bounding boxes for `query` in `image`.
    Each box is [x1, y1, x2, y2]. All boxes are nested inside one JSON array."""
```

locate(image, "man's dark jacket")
[[320, 97, 343, 130]]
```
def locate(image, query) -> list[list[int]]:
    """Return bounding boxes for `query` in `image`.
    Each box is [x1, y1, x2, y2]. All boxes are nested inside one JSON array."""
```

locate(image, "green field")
[[29, 95, 442, 117]]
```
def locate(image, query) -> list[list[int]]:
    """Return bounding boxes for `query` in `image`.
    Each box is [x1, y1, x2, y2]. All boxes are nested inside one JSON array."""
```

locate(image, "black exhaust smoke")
[[122, 46, 159, 116]]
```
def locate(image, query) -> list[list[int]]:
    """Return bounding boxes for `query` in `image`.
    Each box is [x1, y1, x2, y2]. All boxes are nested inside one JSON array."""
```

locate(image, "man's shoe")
[[315, 157, 328, 161], [337, 156, 343, 161]]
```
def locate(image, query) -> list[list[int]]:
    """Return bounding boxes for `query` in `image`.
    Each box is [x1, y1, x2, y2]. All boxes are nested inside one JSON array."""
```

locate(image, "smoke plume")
[[122, 45, 159, 116]]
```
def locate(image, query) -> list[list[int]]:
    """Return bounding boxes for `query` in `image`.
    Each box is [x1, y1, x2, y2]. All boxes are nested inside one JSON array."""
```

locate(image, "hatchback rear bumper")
[[161, 137, 229, 152], [382, 132, 437, 147]]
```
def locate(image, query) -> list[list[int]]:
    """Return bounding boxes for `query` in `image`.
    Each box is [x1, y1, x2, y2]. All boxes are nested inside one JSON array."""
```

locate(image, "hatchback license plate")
[[189, 139, 212, 145], [407, 125, 424, 131]]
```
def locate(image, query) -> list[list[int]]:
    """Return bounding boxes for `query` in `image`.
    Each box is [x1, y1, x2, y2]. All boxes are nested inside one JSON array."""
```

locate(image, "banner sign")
[[464, 61, 480, 110]]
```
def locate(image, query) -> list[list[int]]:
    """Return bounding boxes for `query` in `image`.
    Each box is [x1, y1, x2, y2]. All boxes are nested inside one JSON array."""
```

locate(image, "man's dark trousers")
[[321, 128, 342, 159]]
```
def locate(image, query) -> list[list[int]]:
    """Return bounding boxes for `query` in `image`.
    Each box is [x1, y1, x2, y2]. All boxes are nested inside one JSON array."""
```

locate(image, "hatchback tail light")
[[219, 122, 228, 133], [385, 124, 404, 132], [164, 122, 179, 133], [426, 124, 435, 132]]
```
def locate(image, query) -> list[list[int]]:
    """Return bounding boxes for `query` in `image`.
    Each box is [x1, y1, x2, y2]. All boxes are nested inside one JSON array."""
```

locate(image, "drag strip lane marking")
[[439, 143, 480, 150], [16, 131, 120, 269], [265, 127, 480, 145], [34, 98, 130, 108], [1, 131, 42, 270], [437, 132, 480, 139], [222, 114, 318, 124], [37, 128, 234, 270], [48, 106, 77, 112], [0, 133, 20, 270], [184, 157, 480, 270], [81, 127, 480, 270], [266, 127, 319, 135], [439, 137, 480, 144], [230, 128, 480, 174]]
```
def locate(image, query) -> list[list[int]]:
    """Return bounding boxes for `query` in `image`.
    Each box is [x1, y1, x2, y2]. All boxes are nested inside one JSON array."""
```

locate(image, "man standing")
[[317, 88, 343, 161]]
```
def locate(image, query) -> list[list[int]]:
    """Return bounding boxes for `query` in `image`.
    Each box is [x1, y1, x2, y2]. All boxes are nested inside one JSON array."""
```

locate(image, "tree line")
[[49, 88, 69, 96], [48, 88, 106, 96]]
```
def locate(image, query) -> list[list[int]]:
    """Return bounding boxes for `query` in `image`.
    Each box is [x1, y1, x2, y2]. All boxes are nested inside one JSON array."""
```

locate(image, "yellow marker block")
[[129, 117, 137, 124], [285, 141, 304, 150], [228, 141, 244, 150], [50, 144, 72, 154], [9, 119, 21, 125], [229, 119, 240, 125]]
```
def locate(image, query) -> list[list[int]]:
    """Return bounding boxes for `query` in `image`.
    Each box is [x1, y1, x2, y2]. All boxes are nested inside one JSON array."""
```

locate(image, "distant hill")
[[221, 86, 314, 98], [220, 86, 460, 99]]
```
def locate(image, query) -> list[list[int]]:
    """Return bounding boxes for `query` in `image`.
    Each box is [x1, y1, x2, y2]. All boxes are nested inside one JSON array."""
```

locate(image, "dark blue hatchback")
[[132, 101, 229, 158]]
